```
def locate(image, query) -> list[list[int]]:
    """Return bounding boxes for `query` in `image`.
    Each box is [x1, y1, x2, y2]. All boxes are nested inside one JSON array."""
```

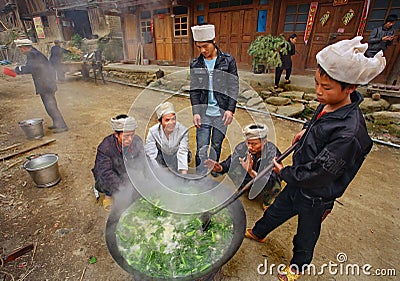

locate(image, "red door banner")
[[304, 2, 318, 45], [357, 0, 371, 36]]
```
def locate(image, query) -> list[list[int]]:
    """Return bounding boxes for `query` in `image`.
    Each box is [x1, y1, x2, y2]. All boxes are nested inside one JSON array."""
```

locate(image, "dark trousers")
[[51, 63, 66, 81], [94, 178, 113, 197], [252, 185, 333, 270], [274, 67, 292, 86], [195, 115, 227, 174], [40, 92, 67, 129]]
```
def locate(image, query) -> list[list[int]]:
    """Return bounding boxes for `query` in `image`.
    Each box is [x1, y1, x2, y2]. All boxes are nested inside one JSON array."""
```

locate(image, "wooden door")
[[123, 14, 138, 61], [154, 15, 173, 62], [173, 15, 191, 66], [305, 1, 364, 69], [208, 9, 254, 65]]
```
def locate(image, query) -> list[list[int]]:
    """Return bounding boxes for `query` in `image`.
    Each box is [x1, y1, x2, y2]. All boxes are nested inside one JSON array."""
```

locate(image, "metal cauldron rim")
[[105, 177, 246, 281]]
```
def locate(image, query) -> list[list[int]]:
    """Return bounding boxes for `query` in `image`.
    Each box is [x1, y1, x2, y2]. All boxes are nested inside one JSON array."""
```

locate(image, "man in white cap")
[[145, 102, 190, 174], [14, 39, 68, 133], [245, 37, 386, 281], [92, 114, 144, 211], [190, 23, 239, 175], [205, 123, 281, 210]]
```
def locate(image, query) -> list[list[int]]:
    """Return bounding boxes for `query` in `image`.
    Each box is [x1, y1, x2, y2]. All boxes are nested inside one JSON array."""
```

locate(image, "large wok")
[[105, 175, 246, 281]]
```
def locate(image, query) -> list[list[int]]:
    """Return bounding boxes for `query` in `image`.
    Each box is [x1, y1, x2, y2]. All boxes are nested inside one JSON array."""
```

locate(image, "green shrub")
[[248, 34, 290, 68]]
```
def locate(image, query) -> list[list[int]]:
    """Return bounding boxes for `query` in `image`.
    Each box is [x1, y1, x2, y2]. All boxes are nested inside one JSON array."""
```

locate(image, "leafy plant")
[[71, 34, 82, 48], [63, 52, 81, 61], [248, 34, 290, 69]]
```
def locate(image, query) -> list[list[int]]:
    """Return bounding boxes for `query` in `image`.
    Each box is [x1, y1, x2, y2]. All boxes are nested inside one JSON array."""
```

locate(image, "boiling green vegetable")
[[115, 198, 234, 278]]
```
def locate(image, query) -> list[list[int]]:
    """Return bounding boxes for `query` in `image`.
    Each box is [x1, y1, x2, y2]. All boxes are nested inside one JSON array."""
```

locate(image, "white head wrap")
[[14, 39, 33, 47], [316, 36, 386, 84], [191, 24, 215, 42], [155, 102, 175, 119], [110, 115, 138, 132], [242, 124, 269, 140]]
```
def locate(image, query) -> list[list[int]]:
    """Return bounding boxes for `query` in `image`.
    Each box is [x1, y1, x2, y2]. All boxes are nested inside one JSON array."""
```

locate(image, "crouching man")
[[145, 102, 190, 174], [92, 114, 144, 211], [205, 123, 282, 210]]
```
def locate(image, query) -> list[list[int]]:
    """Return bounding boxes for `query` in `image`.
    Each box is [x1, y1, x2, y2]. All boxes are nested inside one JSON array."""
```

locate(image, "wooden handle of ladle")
[[209, 142, 298, 215]]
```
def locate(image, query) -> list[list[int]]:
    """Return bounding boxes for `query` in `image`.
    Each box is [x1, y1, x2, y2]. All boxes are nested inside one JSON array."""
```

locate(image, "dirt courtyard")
[[0, 73, 399, 281]]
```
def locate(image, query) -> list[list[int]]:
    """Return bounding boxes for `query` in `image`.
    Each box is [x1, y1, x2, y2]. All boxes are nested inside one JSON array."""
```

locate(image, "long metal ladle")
[[200, 142, 298, 231]]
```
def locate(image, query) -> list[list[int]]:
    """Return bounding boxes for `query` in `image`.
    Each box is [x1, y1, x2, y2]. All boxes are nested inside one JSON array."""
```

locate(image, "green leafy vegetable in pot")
[[116, 198, 234, 278]]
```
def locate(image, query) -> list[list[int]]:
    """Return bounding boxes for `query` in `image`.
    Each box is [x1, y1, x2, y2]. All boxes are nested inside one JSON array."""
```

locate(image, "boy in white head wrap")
[[92, 114, 144, 211], [145, 102, 190, 174], [205, 123, 282, 210], [190, 23, 239, 175], [245, 37, 386, 281]]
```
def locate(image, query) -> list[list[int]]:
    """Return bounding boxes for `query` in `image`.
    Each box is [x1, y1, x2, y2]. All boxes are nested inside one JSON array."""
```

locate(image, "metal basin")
[[19, 118, 44, 140], [23, 154, 61, 187]]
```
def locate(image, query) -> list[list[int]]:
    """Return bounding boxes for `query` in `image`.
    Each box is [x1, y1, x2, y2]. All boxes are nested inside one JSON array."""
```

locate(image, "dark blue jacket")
[[49, 45, 70, 65], [365, 25, 395, 57], [92, 134, 144, 195], [279, 40, 295, 69], [280, 91, 373, 201], [15, 47, 57, 94], [190, 48, 239, 116], [219, 141, 281, 193]]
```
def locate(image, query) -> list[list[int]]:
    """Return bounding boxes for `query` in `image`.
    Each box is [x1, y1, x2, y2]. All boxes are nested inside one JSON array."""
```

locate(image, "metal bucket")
[[19, 118, 44, 140], [23, 154, 61, 187]]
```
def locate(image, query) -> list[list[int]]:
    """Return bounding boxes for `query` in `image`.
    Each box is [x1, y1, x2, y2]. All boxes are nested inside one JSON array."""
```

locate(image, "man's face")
[[314, 69, 356, 107], [384, 21, 395, 29], [116, 131, 135, 147], [195, 41, 216, 59], [18, 46, 31, 55], [246, 138, 267, 155], [160, 113, 176, 134]]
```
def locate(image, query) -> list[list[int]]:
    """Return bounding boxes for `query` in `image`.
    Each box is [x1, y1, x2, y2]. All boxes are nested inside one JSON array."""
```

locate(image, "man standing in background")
[[14, 39, 68, 133], [365, 14, 398, 58], [49, 39, 71, 82]]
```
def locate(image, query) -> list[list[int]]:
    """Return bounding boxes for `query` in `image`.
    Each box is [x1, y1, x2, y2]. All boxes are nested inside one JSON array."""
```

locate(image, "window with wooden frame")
[[174, 16, 188, 37], [283, 3, 310, 33], [366, 0, 400, 31], [140, 10, 152, 44]]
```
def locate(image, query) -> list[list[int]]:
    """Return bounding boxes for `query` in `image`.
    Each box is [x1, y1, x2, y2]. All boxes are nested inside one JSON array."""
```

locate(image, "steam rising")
[[121, 69, 276, 214]]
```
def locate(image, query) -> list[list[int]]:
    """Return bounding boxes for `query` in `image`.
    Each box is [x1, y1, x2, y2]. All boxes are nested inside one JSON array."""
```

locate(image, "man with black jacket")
[[245, 37, 386, 281], [365, 14, 397, 58], [14, 39, 68, 133], [190, 24, 239, 175], [204, 123, 282, 210], [49, 39, 71, 82], [274, 33, 297, 88]]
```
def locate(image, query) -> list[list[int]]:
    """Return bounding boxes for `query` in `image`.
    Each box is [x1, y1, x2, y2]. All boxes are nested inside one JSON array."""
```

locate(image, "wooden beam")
[[0, 139, 56, 161]]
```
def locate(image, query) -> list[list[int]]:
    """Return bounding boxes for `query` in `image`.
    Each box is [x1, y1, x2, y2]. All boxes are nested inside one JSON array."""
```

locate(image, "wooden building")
[[0, 0, 24, 32], [1, 0, 398, 83], [119, 0, 398, 83]]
